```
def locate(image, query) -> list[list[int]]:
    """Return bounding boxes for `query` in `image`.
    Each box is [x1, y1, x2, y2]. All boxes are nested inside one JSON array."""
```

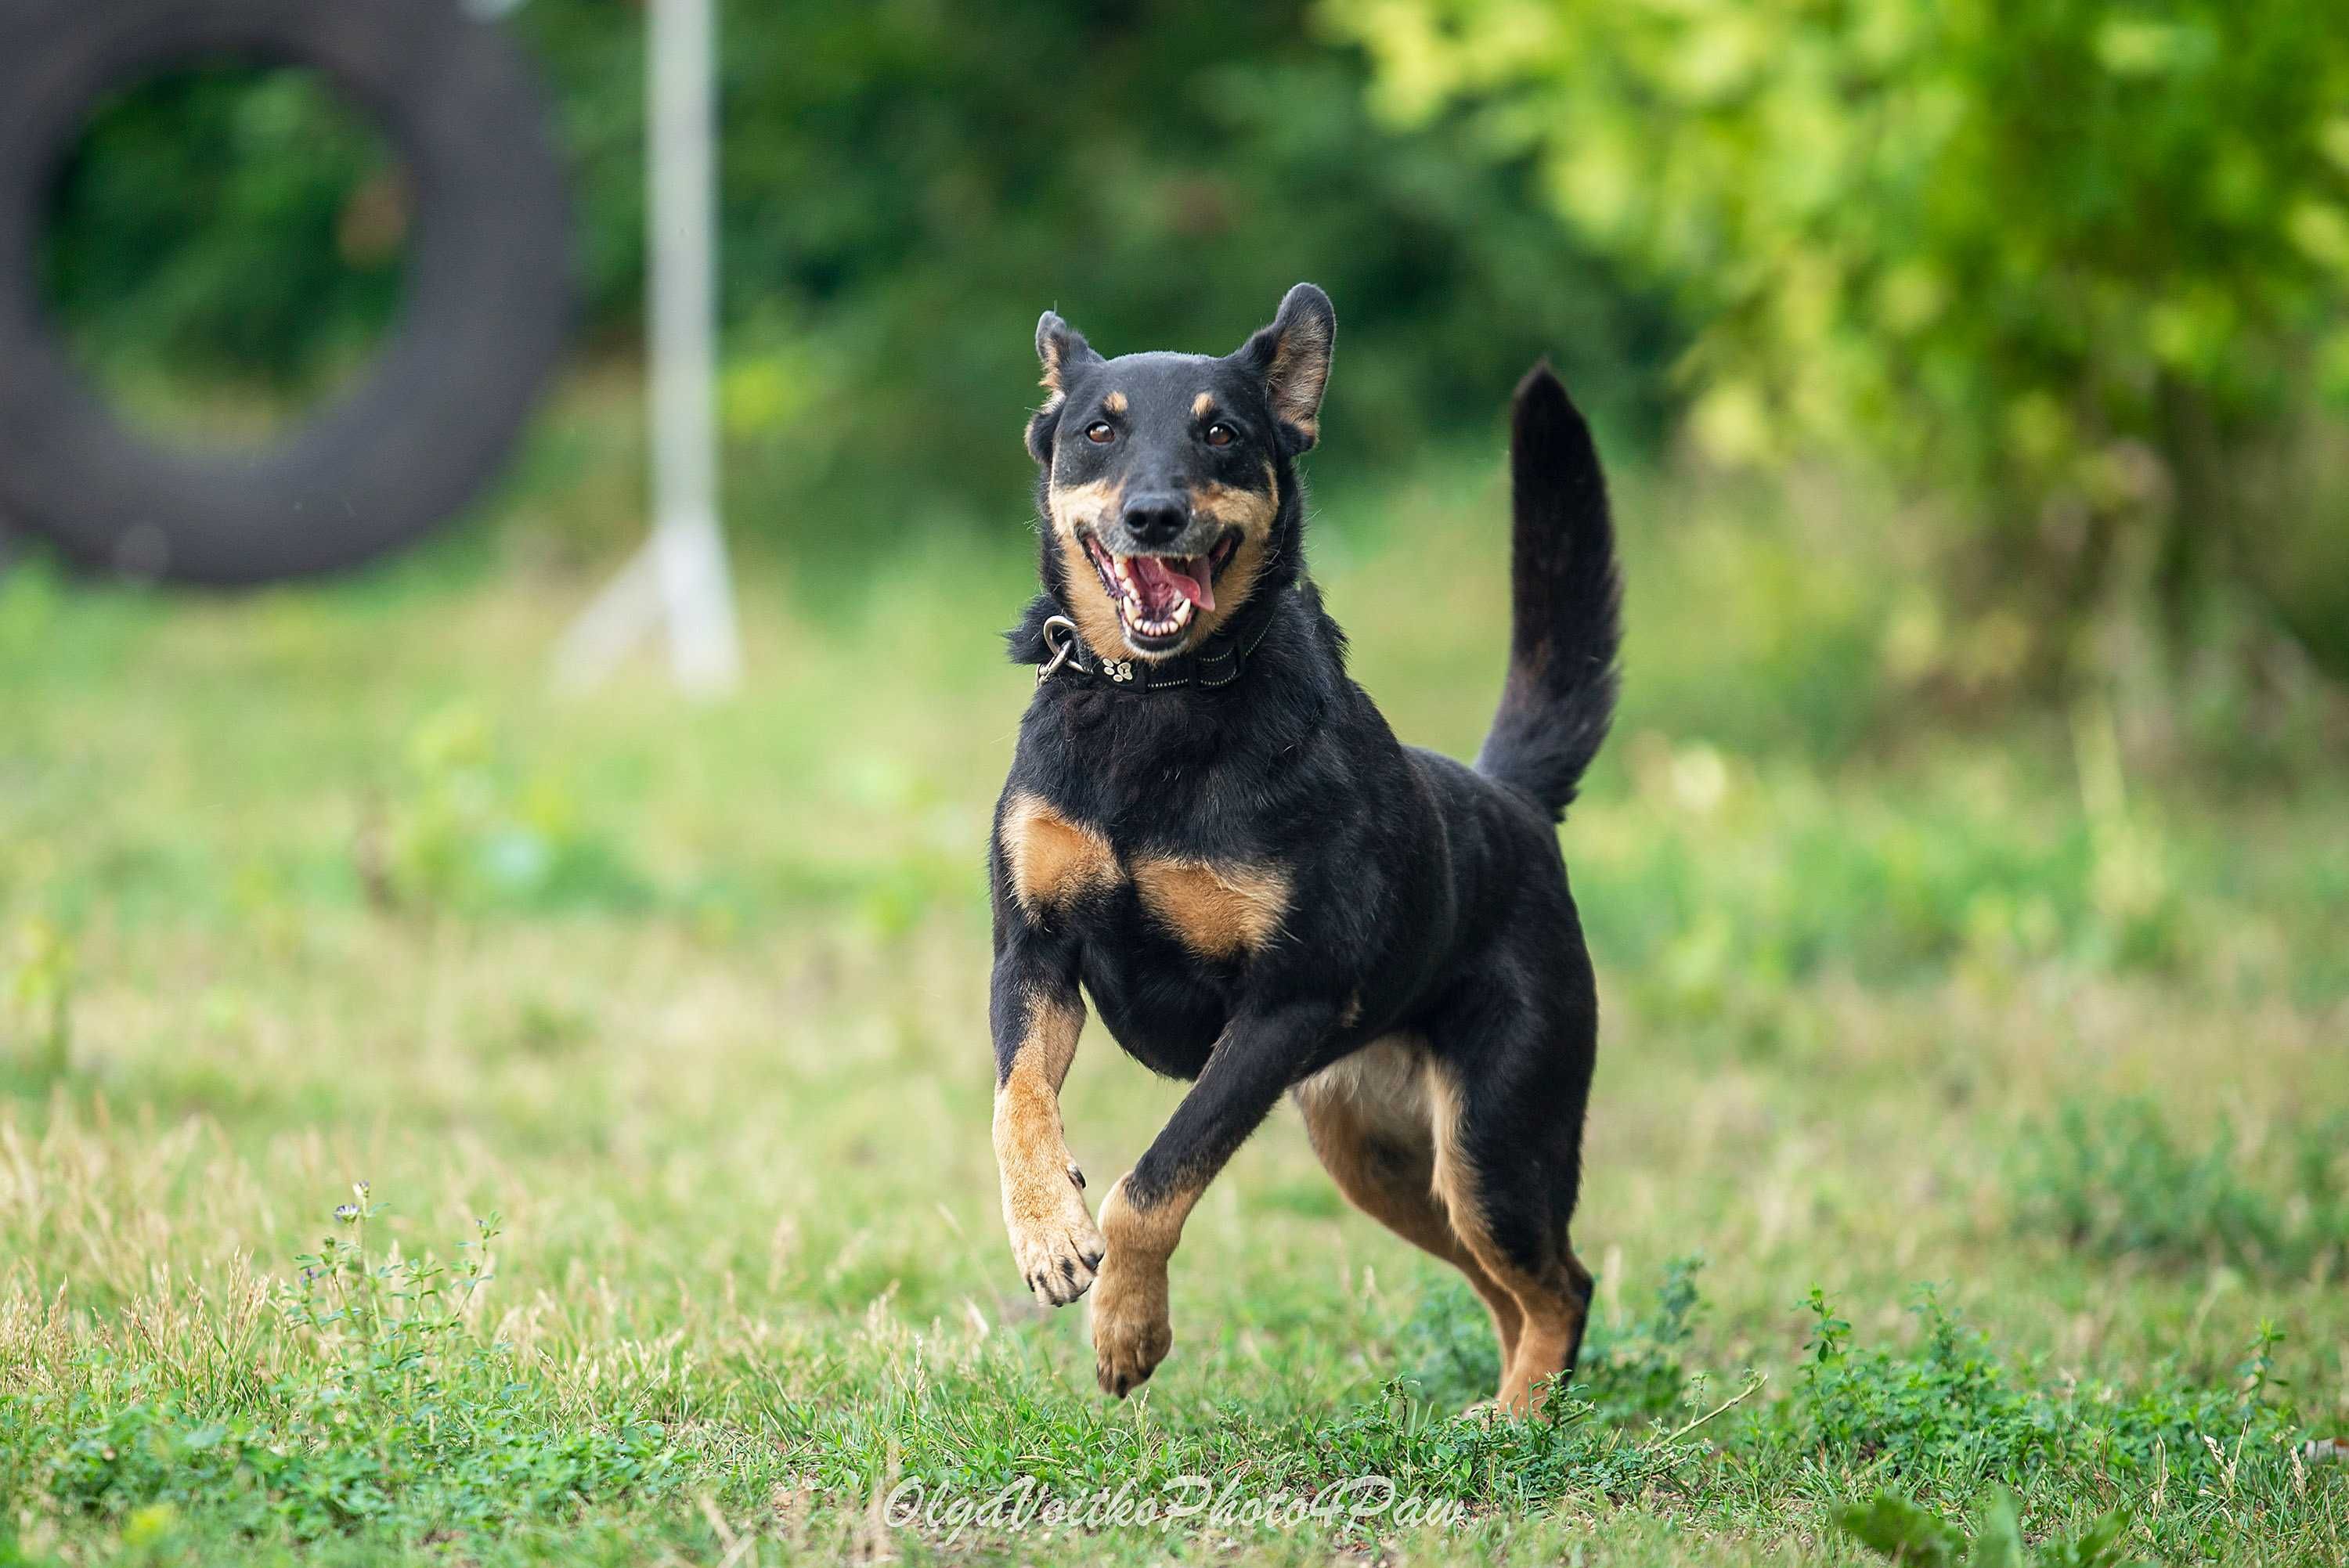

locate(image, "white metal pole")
[[648, 0, 740, 694], [554, 0, 741, 696]]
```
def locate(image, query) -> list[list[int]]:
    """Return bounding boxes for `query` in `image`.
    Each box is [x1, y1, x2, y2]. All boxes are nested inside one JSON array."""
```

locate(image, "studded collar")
[[1031, 586, 1286, 695]]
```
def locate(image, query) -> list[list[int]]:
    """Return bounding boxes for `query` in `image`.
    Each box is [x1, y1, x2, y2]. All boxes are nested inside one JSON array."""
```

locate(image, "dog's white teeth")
[[1112, 569, 1196, 642]]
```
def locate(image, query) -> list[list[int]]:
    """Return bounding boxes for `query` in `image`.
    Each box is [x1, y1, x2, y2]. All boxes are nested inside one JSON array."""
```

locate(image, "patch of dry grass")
[[2, 442, 2344, 1563]]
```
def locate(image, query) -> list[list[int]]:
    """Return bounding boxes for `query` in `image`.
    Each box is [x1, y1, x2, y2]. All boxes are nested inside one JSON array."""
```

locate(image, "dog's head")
[[1024, 284, 1335, 661]]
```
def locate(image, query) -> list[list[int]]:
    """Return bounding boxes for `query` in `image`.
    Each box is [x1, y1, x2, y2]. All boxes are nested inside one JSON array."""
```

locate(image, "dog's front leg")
[[1092, 998, 1337, 1396], [990, 928, 1105, 1307]]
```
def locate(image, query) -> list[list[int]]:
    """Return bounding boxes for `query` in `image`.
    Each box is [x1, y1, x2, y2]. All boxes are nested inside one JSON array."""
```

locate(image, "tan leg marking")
[[1426, 1062, 1590, 1415], [1002, 791, 1120, 915], [994, 986, 1105, 1307], [1295, 1039, 1523, 1380], [1131, 855, 1290, 961], [1090, 1173, 1199, 1396]]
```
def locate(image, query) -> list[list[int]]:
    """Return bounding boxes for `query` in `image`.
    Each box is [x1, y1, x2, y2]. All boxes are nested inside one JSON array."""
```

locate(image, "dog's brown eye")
[[1085, 422, 1116, 445], [1204, 423, 1236, 448]]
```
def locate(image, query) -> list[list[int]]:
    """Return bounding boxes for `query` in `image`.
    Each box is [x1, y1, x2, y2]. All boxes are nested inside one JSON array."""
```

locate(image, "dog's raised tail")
[[1474, 363, 1622, 821]]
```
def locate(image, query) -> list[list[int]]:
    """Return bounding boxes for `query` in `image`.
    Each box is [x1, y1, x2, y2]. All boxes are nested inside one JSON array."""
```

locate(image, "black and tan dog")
[[988, 283, 1620, 1413]]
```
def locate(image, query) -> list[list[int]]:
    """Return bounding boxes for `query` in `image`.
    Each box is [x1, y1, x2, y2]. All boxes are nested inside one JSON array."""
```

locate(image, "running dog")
[[988, 283, 1620, 1412]]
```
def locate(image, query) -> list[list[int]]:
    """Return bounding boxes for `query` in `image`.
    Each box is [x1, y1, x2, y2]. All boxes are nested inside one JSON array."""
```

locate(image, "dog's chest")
[[1000, 789, 1290, 961]]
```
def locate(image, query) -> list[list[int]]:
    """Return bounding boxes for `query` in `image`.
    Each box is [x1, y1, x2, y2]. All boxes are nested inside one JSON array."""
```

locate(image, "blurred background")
[[3, 4, 2348, 1559], [17, 0, 2349, 727]]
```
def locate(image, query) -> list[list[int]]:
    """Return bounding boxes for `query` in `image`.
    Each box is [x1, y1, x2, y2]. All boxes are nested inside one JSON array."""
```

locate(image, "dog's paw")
[[1005, 1162, 1105, 1307], [1090, 1252, 1173, 1397]]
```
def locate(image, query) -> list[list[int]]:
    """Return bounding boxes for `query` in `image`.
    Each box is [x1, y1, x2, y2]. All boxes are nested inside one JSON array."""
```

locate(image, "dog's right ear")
[[1036, 311, 1099, 395], [1027, 311, 1102, 464]]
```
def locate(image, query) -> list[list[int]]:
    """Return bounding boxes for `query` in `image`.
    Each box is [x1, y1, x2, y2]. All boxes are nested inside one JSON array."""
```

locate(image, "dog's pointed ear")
[[1028, 310, 1102, 463], [1232, 283, 1335, 455], [1036, 310, 1100, 394]]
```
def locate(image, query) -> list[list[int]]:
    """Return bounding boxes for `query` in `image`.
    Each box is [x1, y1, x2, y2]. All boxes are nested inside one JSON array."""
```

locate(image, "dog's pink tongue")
[[1131, 554, 1214, 611]]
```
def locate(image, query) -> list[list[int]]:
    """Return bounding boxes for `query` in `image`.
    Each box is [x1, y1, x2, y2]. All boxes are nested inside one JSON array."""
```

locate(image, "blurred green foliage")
[[31, 0, 2349, 699], [371, 702, 653, 918], [40, 65, 408, 425], [2012, 1098, 2349, 1278], [38, 1, 1675, 524], [536, 0, 1681, 521], [1330, 0, 2349, 685]]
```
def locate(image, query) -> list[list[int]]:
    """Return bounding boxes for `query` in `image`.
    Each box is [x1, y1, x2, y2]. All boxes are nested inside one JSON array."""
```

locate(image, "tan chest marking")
[[1004, 792, 1120, 914], [1131, 854, 1290, 960]]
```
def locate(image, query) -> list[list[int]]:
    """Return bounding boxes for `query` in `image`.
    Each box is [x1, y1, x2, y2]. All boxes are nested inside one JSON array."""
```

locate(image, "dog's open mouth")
[[1082, 530, 1241, 651]]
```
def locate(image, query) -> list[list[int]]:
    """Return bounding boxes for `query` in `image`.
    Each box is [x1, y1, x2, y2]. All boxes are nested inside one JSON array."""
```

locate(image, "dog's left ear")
[[1233, 283, 1336, 455]]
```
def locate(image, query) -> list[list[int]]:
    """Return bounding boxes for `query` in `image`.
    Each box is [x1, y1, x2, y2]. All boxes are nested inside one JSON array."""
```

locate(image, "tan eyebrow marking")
[[1102, 391, 1128, 416], [1193, 392, 1215, 420]]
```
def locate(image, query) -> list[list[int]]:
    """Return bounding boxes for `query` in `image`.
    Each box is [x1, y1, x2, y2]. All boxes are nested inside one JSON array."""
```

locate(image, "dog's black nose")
[[1121, 493, 1189, 546]]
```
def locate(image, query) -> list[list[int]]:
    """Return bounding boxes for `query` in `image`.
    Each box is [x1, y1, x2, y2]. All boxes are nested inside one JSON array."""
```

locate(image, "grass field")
[[3, 391, 2347, 1564]]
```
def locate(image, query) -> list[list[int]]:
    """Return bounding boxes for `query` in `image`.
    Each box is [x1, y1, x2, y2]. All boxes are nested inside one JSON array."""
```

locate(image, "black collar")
[[1032, 588, 1286, 694]]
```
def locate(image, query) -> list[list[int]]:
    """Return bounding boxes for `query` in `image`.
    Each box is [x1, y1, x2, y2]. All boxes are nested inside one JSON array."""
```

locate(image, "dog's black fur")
[[987, 283, 1620, 1410]]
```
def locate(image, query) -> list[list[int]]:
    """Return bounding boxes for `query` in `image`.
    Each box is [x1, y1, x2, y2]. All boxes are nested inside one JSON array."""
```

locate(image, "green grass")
[[2, 384, 2346, 1563]]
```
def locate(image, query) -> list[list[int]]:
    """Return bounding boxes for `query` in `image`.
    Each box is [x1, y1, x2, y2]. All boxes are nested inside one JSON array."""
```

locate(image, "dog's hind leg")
[[1424, 994, 1599, 1415], [1293, 1040, 1523, 1374]]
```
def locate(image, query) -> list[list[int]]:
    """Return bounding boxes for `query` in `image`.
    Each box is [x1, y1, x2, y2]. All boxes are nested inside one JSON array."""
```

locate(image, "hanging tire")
[[0, 0, 572, 585]]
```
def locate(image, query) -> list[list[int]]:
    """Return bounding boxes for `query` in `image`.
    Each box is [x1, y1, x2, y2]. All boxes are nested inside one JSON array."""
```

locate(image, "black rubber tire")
[[0, 0, 572, 585]]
